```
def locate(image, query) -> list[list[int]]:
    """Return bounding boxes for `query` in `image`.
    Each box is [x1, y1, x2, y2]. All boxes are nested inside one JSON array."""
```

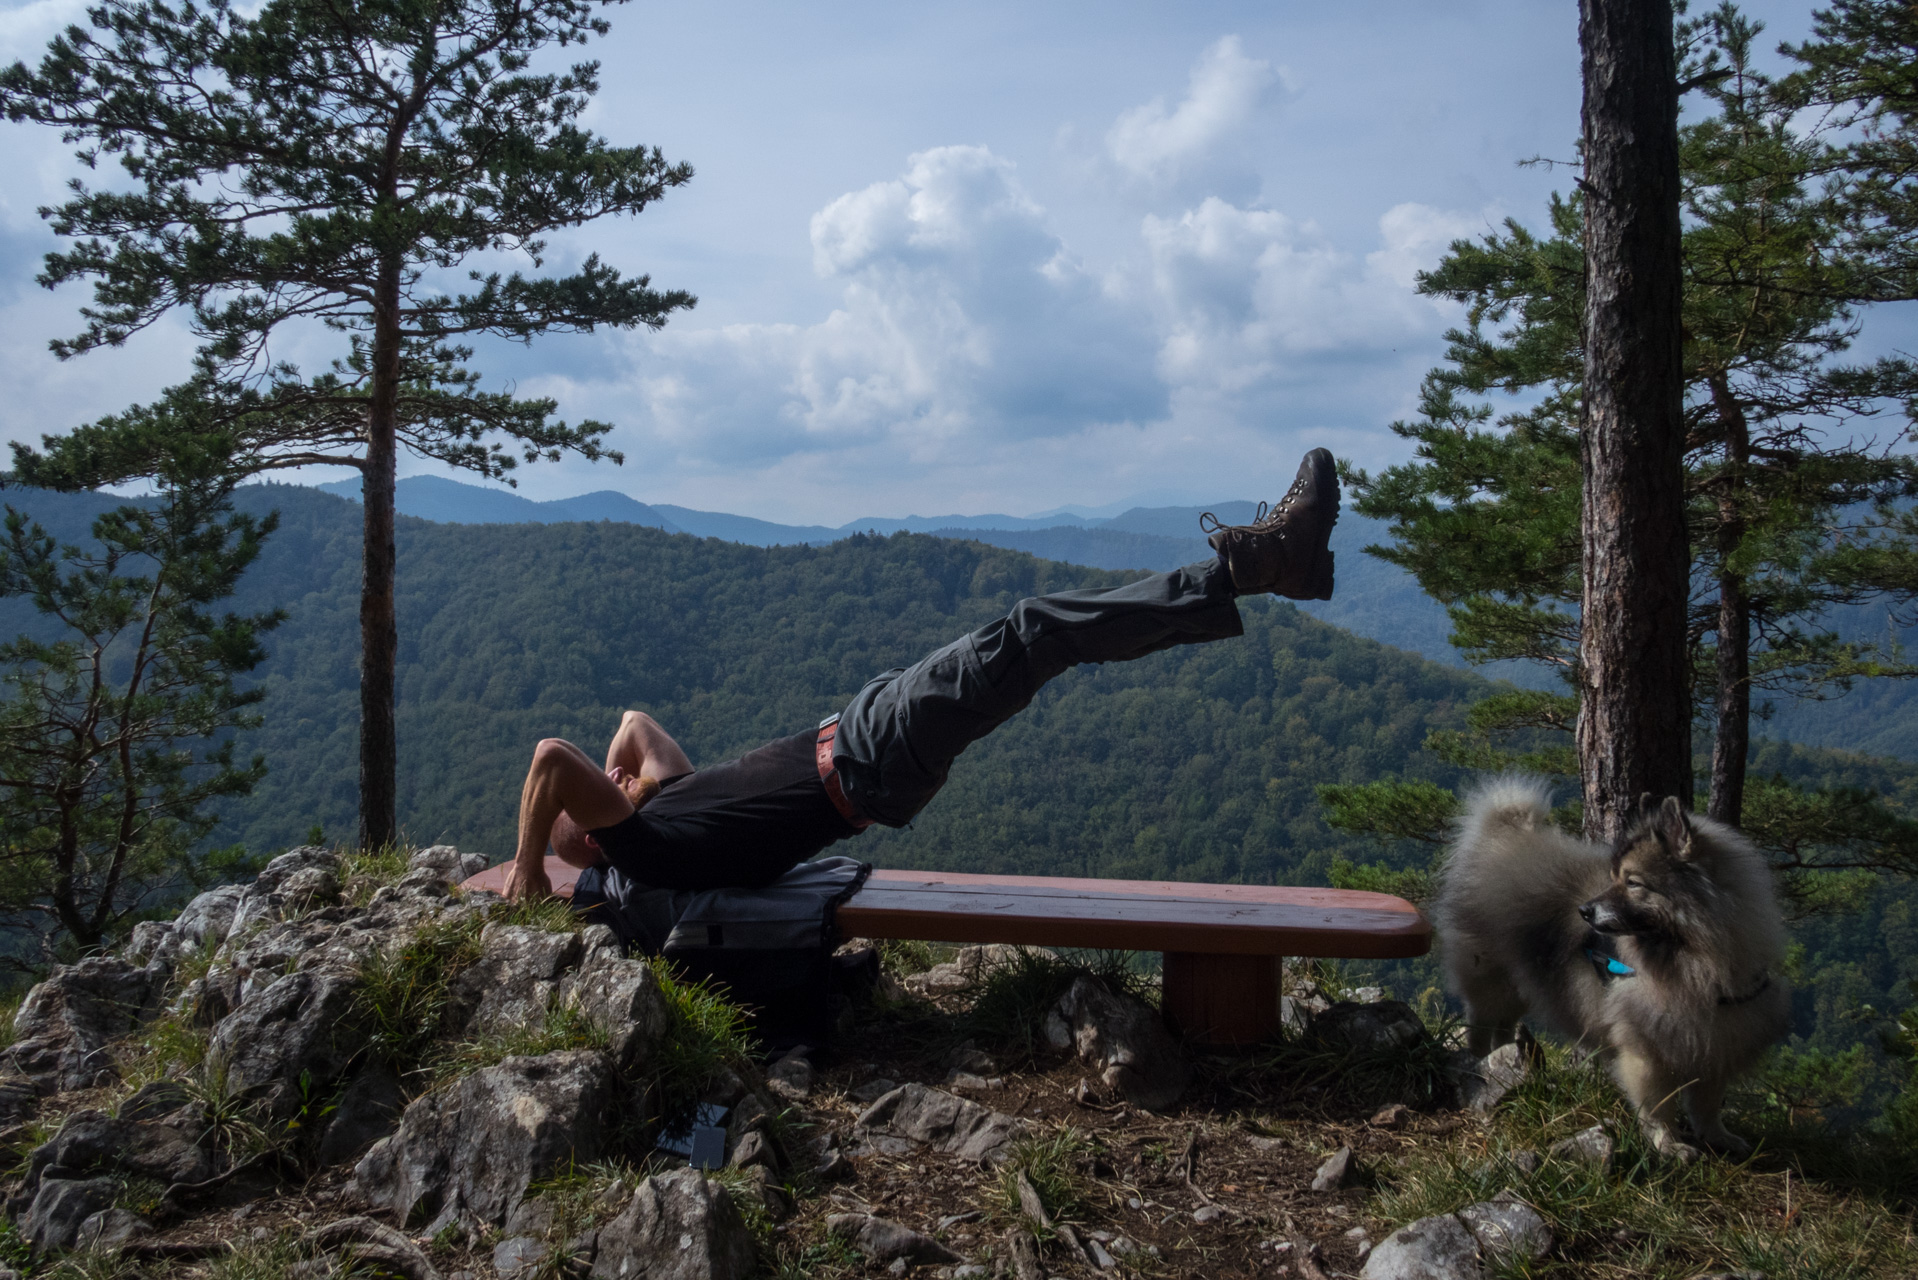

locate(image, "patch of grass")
[[0, 1218, 31, 1272], [646, 958, 756, 1139], [707, 1163, 781, 1243], [199, 1229, 319, 1280], [180, 1061, 273, 1159], [494, 895, 584, 934], [766, 1225, 866, 1280], [874, 937, 937, 977], [1221, 1008, 1463, 1113], [1371, 1043, 1918, 1279], [432, 1003, 612, 1088], [527, 1158, 642, 1243], [349, 909, 488, 1077], [118, 1012, 212, 1089], [341, 843, 410, 907], [42, 1249, 162, 1280], [0, 991, 22, 1054], [963, 948, 1157, 1062], [996, 1124, 1097, 1234]]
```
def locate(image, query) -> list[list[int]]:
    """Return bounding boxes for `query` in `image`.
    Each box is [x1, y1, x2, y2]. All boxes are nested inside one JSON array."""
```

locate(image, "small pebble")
[[1126, 1197, 1143, 1210], [1193, 1204, 1224, 1224]]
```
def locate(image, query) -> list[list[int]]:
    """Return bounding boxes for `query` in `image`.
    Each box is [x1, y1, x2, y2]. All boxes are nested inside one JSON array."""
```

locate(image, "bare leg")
[[603, 710, 693, 782], [505, 737, 639, 900]]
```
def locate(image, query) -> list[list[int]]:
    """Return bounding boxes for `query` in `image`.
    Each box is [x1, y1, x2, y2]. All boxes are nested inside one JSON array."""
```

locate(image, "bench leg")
[[1160, 953, 1281, 1045]]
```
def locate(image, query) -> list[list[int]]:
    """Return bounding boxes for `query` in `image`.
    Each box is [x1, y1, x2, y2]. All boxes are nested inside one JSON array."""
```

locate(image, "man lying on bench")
[[503, 449, 1341, 901]]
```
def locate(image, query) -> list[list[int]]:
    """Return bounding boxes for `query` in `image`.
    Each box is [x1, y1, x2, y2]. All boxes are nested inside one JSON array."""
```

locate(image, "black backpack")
[[571, 856, 873, 1052]]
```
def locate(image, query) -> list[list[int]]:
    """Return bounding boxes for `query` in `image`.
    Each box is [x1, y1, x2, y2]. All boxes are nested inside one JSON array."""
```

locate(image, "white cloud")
[[1141, 197, 1485, 402], [1106, 36, 1278, 182], [609, 145, 1164, 472]]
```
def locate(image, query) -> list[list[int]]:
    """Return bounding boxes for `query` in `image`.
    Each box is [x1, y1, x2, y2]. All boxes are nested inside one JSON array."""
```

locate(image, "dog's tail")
[[1453, 774, 1558, 847]]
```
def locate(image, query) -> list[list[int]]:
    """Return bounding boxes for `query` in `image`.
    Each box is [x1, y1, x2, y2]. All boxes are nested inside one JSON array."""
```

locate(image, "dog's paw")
[[1699, 1128, 1752, 1159], [1654, 1136, 1702, 1165]]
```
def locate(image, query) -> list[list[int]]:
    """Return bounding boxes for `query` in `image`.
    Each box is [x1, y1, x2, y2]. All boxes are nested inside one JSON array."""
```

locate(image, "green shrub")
[[349, 910, 488, 1079]]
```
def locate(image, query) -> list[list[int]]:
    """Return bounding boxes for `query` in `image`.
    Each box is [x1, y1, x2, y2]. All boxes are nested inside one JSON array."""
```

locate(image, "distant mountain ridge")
[[288, 473, 1916, 762]]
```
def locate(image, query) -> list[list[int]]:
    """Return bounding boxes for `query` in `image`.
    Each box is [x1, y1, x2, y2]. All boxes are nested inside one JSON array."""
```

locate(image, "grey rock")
[[117, 1079, 194, 1123], [592, 1167, 754, 1280], [1372, 1102, 1412, 1129], [766, 1052, 813, 1099], [493, 1235, 549, 1278], [409, 845, 489, 886], [1310, 1000, 1430, 1055], [75, 1207, 153, 1250], [1192, 1204, 1224, 1224], [125, 921, 178, 966], [207, 968, 364, 1119], [0, 1076, 38, 1128], [1548, 1125, 1615, 1174], [452, 923, 584, 1035], [26, 1109, 216, 1192], [316, 1059, 408, 1166], [306, 1215, 443, 1280], [1311, 1145, 1355, 1192], [854, 1083, 1026, 1165], [1054, 976, 1189, 1110], [827, 1213, 963, 1264], [946, 1041, 997, 1075], [731, 1164, 792, 1223], [1458, 1200, 1552, 1265], [175, 884, 246, 949], [847, 1077, 898, 1104], [7, 955, 157, 1092], [729, 1129, 777, 1171], [1352, 985, 1386, 1004], [900, 943, 1040, 996], [1450, 1042, 1530, 1113], [1509, 1149, 1542, 1176], [229, 846, 342, 937], [22, 1176, 119, 1252], [353, 1049, 614, 1231], [1360, 1212, 1483, 1280], [503, 1196, 556, 1238]]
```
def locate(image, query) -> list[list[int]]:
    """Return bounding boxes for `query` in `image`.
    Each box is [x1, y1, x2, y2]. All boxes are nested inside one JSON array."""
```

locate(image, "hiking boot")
[[1202, 448, 1338, 599]]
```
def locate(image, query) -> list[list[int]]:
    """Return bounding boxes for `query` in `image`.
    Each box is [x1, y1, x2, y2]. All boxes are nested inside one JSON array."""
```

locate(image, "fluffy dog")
[[1432, 776, 1790, 1159]]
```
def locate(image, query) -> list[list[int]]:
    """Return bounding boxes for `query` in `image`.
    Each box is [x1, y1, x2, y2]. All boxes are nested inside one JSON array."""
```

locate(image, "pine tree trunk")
[[1708, 374, 1750, 825], [358, 254, 403, 852], [1575, 0, 1694, 840]]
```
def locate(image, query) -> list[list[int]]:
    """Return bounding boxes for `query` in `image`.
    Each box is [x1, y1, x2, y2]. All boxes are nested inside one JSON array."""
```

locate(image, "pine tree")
[[2, 0, 695, 848], [0, 447, 279, 958], [1324, 5, 1918, 898]]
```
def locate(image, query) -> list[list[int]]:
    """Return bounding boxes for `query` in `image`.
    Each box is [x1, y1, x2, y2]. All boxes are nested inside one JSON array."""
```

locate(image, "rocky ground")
[[0, 846, 1912, 1280]]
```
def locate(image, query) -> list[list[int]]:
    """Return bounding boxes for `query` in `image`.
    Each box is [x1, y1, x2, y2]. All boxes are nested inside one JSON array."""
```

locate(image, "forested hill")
[[3, 483, 1489, 883]]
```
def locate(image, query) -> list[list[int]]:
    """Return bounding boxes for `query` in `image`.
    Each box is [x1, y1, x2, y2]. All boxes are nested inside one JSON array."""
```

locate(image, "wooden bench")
[[462, 858, 1431, 1044]]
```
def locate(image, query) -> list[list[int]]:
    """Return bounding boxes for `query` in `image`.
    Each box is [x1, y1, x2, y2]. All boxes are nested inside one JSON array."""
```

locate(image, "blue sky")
[[2, 0, 1906, 523]]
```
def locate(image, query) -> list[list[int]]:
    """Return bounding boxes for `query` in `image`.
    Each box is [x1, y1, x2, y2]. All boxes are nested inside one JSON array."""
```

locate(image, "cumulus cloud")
[[1142, 198, 1486, 401], [1106, 36, 1278, 183], [619, 145, 1165, 471]]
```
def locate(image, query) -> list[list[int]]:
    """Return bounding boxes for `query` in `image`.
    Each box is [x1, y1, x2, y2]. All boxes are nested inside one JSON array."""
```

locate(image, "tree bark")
[[358, 252, 403, 851], [1708, 374, 1750, 825], [1576, 0, 1694, 840]]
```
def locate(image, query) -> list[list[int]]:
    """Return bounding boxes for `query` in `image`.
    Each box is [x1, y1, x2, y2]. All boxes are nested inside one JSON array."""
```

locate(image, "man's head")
[[549, 811, 606, 869]]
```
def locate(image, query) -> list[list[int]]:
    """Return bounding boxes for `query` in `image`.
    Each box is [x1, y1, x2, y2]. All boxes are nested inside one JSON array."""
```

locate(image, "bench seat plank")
[[460, 859, 1429, 960], [840, 870, 1429, 959]]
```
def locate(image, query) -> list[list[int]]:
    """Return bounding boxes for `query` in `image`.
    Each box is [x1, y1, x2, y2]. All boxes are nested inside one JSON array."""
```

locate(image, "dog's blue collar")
[[1584, 930, 1635, 981]]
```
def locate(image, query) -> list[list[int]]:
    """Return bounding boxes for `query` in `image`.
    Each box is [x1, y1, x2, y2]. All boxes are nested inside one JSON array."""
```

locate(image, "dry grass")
[[1371, 1042, 1918, 1279]]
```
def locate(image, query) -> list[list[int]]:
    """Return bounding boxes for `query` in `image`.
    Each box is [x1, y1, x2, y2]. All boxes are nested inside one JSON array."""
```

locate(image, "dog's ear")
[[1655, 795, 1695, 859]]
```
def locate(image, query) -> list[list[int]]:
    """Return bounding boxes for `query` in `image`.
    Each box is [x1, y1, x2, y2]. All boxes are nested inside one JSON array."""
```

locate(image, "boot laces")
[[1199, 474, 1308, 538]]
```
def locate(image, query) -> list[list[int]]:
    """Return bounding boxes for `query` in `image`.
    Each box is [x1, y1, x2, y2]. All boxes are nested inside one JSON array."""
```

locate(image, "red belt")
[[816, 717, 872, 830]]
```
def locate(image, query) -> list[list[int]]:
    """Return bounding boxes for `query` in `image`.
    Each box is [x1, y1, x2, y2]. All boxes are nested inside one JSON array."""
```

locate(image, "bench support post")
[[1160, 952, 1281, 1045]]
